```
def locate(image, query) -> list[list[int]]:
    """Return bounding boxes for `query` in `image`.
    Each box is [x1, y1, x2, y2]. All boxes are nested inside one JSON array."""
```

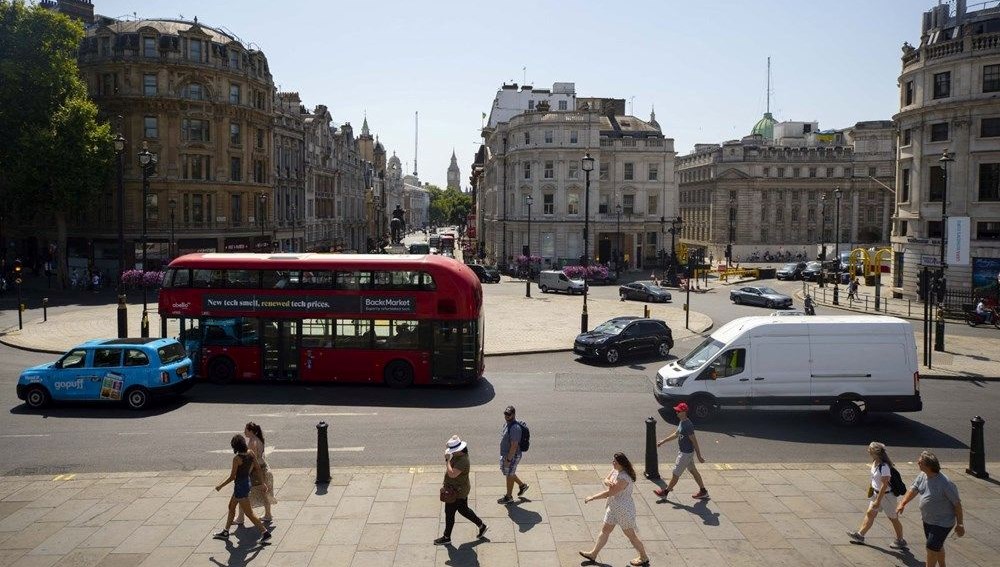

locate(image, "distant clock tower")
[[447, 150, 461, 190]]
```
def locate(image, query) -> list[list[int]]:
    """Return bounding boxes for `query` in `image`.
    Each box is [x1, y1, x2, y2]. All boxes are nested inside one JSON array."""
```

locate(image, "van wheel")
[[384, 360, 414, 389], [657, 342, 671, 358], [208, 357, 235, 384], [24, 386, 50, 409], [124, 387, 150, 410], [831, 400, 865, 426], [688, 398, 713, 421], [604, 348, 620, 364], [540, 285, 549, 293]]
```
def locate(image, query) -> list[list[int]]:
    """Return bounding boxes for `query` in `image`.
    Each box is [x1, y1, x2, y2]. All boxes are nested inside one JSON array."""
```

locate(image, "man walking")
[[653, 402, 708, 500], [497, 405, 529, 504]]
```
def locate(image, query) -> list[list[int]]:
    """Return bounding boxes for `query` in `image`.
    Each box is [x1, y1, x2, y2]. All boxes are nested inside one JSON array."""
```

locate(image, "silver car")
[[730, 286, 793, 309]]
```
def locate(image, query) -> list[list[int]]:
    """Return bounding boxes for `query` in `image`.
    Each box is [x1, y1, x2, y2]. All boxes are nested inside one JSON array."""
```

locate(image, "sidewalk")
[[0, 461, 997, 566]]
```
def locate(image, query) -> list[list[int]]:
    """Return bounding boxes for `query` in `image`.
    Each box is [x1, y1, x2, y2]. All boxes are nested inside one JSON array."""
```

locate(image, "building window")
[[904, 80, 914, 105], [622, 194, 635, 215], [648, 163, 658, 181], [182, 155, 211, 181], [929, 165, 945, 201], [231, 194, 242, 226], [182, 119, 210, 142], [228, 50, 240, 69], [981, 117, 1000, 138], [523, 162, 531, 179], [100, 72, 117, 95], [99, 36, 110, 56], [868, 167, 877, 178], [807, 207, 816, 221], [980, 163, 1000, 201], [777, 167, 785, 178], [229, 84, 240, 105], [254, 160, 265, 183], [984, 64, 1000, 93], [230, 123, 241, 146], [570, 130, 578, 144], [933, 71, 951, 99], [624, 162, 634, 181], [599, 162, 609, 181], [558, 100, 567, 110], [528, 99, 535, 110], [979, 222, 1000, 240], [807, 167, 816, 178], [900, 168, 910, 201], [183, 83, 204, 100], [143, 116, 158, 139], [763, 167, 770, 177], [867, 208, 876, 222], [143, 73, 156, 96], [544, 130, 553, 144], [826, 167, 834, 177], [567, 192, 579, 215], [599, 194, 609, 214], [568, 162, 579, 180], [903, 128, 912, 145], [256, 128, 264, 149], [523, 131, 530, 145], [143, 37, 157, 58], [930, 122, 949, 142], [792, 167, 801, 178], [844, 167, 853, 178], [543, 160, 554, 179], [188, 38, 202, 62], [230, 157, 241, 181], [899, 221, 908, 237], [647, 194, 658, 215], [927, 220, 943, 239], [543, 194, 554, 215]]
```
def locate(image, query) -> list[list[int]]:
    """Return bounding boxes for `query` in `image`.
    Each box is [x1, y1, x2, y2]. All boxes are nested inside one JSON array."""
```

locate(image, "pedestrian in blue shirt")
[[896, 451, 964, 567], [497, 405, 529, 504], [653, 402, 708, 500]]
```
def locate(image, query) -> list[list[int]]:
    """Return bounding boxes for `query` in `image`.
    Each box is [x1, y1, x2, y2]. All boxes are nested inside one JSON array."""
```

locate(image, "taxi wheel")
[[125, 387, 150, 410], [25, 386, 50, 409]]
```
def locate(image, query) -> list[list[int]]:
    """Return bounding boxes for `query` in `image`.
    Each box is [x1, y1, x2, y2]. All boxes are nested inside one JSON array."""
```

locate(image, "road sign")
[[919, 255, 941, 267]]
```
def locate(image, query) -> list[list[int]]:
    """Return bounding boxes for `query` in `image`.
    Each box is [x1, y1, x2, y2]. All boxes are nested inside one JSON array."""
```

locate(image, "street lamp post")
[[615, 203, 622, 279], [114, 132, 127, 338], [525, 195, 533, 298], [936, 149, 953, 351], [581, 153, 595, 332], [820, 193, 827, 261], [833, 187, 843, 305], [291, 202, 297, 252], [667, 217, 683, 285], [137, 141, 157, 338], [168, 199, 176, 259], [259, 193, 268, 251], [501, 136, 509, 271], [727, 196, 735, 267]]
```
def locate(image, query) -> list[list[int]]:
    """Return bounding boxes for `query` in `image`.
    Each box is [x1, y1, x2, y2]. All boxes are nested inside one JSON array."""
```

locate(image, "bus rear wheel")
[[384, 360, 414, 389], [208, 357, 235, 384]]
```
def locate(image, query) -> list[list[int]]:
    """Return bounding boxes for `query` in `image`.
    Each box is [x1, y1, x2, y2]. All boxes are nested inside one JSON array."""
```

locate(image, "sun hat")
[[445, 435, 467, 455], [673, 402, 689, 413]]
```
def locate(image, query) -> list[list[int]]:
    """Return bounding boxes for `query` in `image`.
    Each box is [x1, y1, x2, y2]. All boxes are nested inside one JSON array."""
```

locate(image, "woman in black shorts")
[[214, 434, 272, 544]]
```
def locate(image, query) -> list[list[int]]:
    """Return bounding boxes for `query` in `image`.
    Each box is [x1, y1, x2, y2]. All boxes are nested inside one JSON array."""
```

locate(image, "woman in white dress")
[[580, 452, 649, 566]]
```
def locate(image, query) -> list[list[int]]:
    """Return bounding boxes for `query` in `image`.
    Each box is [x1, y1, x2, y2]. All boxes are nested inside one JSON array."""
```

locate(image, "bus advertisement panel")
[[158, 253, 484, 387]]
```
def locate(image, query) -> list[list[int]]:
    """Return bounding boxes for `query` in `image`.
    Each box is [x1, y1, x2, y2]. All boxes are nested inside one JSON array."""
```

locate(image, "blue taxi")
[[17, 338, 194, 410]]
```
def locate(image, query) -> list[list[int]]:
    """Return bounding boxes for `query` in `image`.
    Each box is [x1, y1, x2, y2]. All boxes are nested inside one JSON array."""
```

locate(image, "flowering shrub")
[[562, 265, 609, 280], [515, 255, 542, 266], [121, 269, 165, 288]]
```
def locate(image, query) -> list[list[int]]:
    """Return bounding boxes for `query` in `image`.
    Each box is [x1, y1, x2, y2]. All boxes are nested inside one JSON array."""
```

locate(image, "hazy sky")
[[88, 0, 935, 189]]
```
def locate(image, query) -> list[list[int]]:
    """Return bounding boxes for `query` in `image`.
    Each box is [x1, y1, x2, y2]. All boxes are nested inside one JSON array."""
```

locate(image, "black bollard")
[[967, 415, 989, 479], [316, 421, 331, 484], [644, 304, 650, 318], [644, 417, 660, 480], [42, 298, 48, 322]]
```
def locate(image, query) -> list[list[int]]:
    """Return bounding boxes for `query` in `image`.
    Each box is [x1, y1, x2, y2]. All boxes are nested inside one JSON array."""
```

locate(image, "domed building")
[[751, 111, 778, 141]]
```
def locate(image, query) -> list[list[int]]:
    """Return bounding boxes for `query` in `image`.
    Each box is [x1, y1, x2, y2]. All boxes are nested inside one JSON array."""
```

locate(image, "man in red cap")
[[653, 402, 708, 500]]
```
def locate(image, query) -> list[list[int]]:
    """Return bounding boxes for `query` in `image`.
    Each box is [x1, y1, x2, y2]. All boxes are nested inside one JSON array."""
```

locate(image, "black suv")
[[467, 264, 501, 283], [573, 316, 673, 364]]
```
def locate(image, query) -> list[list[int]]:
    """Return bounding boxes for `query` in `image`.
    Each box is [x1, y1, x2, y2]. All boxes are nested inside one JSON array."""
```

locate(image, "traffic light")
[[917, 269, 928, 301], [934, 275, 947, 304], [725, 244, 732, 260], [13, 259, 21, 275]]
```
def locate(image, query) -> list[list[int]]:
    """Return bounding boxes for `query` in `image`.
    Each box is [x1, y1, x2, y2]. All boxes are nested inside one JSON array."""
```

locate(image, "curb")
[[0, 335, 64, 355]]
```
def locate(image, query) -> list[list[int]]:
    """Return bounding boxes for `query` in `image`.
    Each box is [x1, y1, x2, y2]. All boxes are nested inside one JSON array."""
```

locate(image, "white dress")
[[603, 470, 637, 530]]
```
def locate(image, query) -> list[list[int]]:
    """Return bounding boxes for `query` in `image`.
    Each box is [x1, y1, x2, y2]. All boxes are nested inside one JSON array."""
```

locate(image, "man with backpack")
[[847, 441, 907, 549], [497, 405, 529, 504]]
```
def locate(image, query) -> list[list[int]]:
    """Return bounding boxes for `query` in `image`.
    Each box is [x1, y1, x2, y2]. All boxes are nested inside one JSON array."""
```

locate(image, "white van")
[[538, 270, 585, 294], [653, 315, 921, 425]]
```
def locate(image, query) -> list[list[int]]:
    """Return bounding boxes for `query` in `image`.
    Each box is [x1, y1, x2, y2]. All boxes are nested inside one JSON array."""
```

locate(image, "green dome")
[[751, 112, 777, 140]]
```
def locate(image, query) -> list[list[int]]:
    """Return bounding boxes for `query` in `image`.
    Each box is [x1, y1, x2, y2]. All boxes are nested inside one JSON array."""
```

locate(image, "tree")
[[426, 183, 472, 226], [0, 0, 114, 285]]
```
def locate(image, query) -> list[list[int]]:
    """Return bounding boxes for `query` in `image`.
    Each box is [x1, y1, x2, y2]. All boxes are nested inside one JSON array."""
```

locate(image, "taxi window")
[[124, 349, 150, 367], [93, 348, 122, 368], [60, 349, 88, 369], [157, 343, 186, 364]]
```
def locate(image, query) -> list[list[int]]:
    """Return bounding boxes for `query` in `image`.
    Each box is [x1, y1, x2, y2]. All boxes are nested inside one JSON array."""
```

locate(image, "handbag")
[[439, 484, 458, 504], [249, 454, 265, 487]]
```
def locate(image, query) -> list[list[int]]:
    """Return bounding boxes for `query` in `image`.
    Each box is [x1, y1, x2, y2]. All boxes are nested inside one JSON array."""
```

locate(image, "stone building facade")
[[892, 0, 1000, 297], [303, 105, 337, 251], [273, 92, 305, 252], [676, 121, 895, 263], [479, 96, 677, 271]]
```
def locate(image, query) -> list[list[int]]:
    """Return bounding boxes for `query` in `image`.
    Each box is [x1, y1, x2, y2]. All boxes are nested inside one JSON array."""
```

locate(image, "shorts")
[[672, 451, 697, 477], [500, 453, 521, 476], [233, 478, 251, 500], [923, 522, 953, 552], [867, 492, 898, 519]]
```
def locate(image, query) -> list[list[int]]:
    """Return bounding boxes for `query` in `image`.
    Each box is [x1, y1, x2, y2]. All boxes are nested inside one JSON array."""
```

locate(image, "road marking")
[[408, 467, 424, 474], [190, 430, 275, 435], [52, 474, 76, 481], [1, 434, 50, 438], [247, 412, 378, 418], [117, 432, 150, 436], [207, 446, 365, 454], [560, 464, 580, 471]]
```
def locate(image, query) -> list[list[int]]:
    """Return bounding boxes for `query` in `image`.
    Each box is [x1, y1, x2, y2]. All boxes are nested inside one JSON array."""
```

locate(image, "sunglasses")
[[503, 412, 513, 417]]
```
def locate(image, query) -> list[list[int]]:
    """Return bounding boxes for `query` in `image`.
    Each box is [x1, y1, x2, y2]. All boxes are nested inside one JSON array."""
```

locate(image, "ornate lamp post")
[[168, 199, 176, 259], [936, 149, 953, 351], [615, 202, 622, 278], [525, 195, 533, 298], [290, 202, 297, 252], [727, 196, 736, 267], [114, 132, 127, 338], [833, 187, 843, 305], [259, 193, 268, 251], [668, 217, 684, 285], [137, 141, 157, 338], [820, 193, 827, 261], [581, 153, 595, 332]]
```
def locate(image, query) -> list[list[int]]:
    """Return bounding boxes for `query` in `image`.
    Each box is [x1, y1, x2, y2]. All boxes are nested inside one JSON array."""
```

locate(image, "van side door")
[[699, 348, 750, 406], [750, 337, 811, 405]]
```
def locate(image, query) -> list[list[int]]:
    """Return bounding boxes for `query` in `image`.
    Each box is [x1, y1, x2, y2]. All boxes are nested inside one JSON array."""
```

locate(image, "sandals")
[[630, 558, 650, 566], [578, 551, 596, 563]]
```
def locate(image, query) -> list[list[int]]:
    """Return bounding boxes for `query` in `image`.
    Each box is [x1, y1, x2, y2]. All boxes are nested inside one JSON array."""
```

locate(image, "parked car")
[[775, 262, 807, 281], [16, 338, 194, 410], [468, 264, 501, 283], [801, 261, 824, 281], [408, 243, 430, 254], [574, 316, 674, 364], [538, 270, 585, 294], [730, 286, 793, 309], [619, 281, 672, 303]]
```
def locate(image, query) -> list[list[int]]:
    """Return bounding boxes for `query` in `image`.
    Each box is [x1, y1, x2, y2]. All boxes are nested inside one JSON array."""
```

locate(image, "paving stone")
[[366, 501, 406, 524], [307, 544, 354, 566], [292, 505, 335, 526], [1, 522, 67, 551], [348, 550, 393, 566], [319, 518, 364, 546], [110, 525, 174, 554], [273, 524, 324, 553], [134, 547, 191, 567], [266, 551, 314, 567], [356, 524, 400, 551], [159, 520, 216, 548]]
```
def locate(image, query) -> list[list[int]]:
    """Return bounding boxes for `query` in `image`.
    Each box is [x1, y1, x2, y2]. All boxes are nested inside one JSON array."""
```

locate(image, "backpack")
[[516, 421, 530, 452], [888, 465, 906, 497]]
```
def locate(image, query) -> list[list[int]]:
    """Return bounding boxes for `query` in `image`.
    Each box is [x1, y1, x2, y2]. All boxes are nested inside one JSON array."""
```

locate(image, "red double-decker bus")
[[158, 253, 484, 387]]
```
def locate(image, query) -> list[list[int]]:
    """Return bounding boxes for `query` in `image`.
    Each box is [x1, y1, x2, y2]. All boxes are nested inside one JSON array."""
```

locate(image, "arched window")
[[182, 83, 205, 100]]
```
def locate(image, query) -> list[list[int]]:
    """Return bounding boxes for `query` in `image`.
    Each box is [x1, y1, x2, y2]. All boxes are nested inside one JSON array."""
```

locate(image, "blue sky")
[[88, 0, 935, 189]]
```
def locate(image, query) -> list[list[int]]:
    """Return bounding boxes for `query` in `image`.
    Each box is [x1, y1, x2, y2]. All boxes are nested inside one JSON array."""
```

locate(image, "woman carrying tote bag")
[[434, 435, 488, 546]]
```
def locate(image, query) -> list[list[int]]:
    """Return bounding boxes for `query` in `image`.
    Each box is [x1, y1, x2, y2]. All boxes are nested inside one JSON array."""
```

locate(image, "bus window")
[[225, 270, 258, 288], [164, 268, 190, 288], [421, 272, 437, 291], [389, 320, 419, 349], [335, 271, 372, 290], [302, 318, 334, 348], [373, 271, 422, 291], [336, 319, 373, 348], [262, 270, 292, 289], [295, 271, 332, 289], [372, 320, 391, 347], [192, 269, 220, 288]]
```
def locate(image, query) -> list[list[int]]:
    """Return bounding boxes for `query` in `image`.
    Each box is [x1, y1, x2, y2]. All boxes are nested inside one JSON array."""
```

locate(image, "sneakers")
[[890, 538, 908, 549], [433, 536, 451, 546], [497, 495, 513, 504], [258, 530, 272, 544], [692, 488, 709, 499], [517, 483, 530, 497], [653, 487, 670, 498], [847, 531, 865, 544], [212, 530, 229, 540], [477, 523, 489, 538]]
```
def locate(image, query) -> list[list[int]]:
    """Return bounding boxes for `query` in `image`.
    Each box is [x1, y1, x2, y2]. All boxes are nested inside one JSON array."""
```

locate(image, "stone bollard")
[[644, 417, 660, 480], [316, 421, 331, 484], [966, 416, 989, 479], [42, 298, 48, 322]]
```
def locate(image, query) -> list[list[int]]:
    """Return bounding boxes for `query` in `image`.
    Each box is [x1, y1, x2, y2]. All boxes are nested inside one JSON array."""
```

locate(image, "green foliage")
[[426, 183, 472, 225], [0, 0, 113, 216]]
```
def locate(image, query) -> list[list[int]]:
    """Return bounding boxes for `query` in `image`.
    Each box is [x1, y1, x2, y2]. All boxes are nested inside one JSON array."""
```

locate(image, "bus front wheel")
[[208, 357, 235, 384], [384, 360, 414, 389]]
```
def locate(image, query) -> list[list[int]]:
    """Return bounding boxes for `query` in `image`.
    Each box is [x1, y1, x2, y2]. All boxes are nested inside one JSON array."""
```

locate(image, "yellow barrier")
[[719, 268, 759, 282]]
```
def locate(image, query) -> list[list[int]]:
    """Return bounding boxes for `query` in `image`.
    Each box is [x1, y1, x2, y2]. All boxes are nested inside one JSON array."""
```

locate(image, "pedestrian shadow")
[[850, 541, 922, 567], [506, 498, 543, 532], [207, 530, 269, 567], [444, 537, 485, 566], [652, 495, 720, 526]]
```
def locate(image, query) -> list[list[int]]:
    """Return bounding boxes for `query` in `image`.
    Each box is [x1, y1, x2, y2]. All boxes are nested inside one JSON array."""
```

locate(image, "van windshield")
[[676, 337, 724, 370]]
